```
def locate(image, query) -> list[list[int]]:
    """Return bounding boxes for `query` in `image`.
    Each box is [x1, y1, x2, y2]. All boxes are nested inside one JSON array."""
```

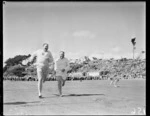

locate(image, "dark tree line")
[[3, 54, 31, 73], [3, 54, 145, 79]]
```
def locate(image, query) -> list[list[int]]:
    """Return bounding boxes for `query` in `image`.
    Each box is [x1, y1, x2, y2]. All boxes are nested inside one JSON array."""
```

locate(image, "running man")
[[110, 74, 120, 87], [110, 68, 120, 87], [55, 51, 70, 97], [29, 43, 54, 98]]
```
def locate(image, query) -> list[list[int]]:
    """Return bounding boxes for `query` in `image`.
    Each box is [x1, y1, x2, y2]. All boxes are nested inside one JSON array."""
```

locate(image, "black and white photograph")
[[3, 1, 145, 115]]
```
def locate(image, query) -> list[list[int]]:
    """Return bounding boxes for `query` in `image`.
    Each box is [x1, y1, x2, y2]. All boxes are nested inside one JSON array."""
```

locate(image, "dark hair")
[[60, 51, 65, 54], [43, 43, 48, 46]]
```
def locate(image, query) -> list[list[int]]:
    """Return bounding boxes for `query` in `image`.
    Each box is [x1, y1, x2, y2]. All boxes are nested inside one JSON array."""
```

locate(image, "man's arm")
[[65, 58, 70, 72], [28, 51, 37, 64], [48, 52, 55, 69]]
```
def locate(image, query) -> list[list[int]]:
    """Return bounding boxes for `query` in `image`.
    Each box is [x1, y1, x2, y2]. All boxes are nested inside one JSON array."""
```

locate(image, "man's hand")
[[61, 69, 65, 72]]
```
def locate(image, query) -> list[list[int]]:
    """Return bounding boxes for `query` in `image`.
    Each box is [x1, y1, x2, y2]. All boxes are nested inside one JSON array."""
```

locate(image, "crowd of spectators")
[[3, 58, 146, 81]]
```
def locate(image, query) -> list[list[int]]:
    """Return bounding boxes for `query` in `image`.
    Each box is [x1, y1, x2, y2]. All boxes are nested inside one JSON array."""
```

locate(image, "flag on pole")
[[131, 37, 136, 46]]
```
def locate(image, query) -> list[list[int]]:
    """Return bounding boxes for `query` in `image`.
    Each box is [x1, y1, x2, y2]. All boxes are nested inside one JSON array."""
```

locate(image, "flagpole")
[[131, 37, 136, 60], [133, 45, 134, 60]]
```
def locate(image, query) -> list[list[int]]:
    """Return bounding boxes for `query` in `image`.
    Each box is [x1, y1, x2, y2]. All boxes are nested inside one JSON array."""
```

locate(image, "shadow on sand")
[[61, 93, 105, 97], [4, 101, 40, 105]]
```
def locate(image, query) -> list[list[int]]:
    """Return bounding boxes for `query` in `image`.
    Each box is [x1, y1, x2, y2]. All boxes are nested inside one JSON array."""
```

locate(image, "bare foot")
[[39, 95, 43, 98]]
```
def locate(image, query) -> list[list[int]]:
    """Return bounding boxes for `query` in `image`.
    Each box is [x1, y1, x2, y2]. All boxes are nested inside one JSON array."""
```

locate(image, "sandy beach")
[[3, 79, 145, 115]]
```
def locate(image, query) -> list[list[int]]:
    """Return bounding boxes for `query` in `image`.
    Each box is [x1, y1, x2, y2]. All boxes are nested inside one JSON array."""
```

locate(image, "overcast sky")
[[3, 2, 145, 63]]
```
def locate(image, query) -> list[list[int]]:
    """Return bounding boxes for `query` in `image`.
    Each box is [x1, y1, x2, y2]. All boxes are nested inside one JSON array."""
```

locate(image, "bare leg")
[[62, 79, 66, 86], [37, 68, 43, 97], [56, 76, 65, 97], [58, 80, 62, 96], [110, 80, 114, 85], [110, 77, 114, 85], [38, 78, 43, 96], [114, 79, 119, 87], [43, 67, 49, 83], [43, 74, 46, 83]]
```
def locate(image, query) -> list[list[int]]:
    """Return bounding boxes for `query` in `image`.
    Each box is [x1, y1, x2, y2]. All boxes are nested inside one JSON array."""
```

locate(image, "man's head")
[[43, 43, 49, 51], [60, 51, 65, 59]]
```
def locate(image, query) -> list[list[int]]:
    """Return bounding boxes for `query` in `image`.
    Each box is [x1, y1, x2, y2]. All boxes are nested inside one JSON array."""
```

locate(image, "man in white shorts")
[[55, 51, 70, 97], [29, 43, 54, 98]]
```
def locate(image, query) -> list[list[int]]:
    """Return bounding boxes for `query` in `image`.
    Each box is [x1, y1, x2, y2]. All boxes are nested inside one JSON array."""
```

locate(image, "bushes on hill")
[[5, 65, 26, 77]]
